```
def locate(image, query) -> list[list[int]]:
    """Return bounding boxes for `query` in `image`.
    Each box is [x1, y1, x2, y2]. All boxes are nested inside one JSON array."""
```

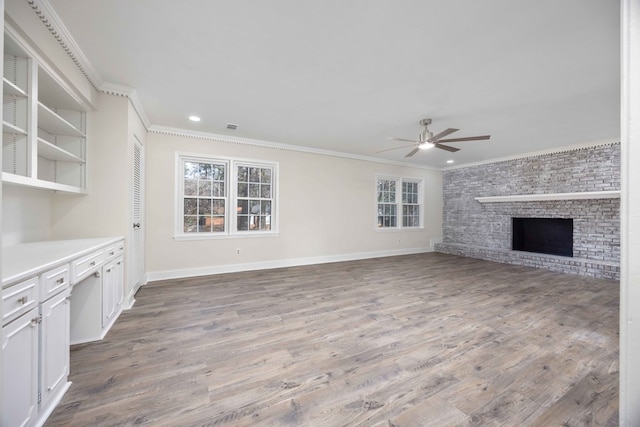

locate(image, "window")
[[177, 155, 277, 238], [376, 176, 422, 229], [236, 164, 273, 232]]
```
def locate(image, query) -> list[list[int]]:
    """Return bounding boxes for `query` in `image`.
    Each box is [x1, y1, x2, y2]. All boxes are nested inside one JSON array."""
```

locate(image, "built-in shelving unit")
[[474, 190, 621, 203], [2, 28, 87, 193]]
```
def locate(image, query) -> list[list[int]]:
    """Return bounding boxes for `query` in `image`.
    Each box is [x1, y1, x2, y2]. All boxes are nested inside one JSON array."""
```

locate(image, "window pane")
[[261, 184, 271, 198], [237, 199, 248, 214], [260, 216, 271, 230], [261, 169, 271, 183], [237, 166, 248, 182], [238, 183, 248, 197], [212, 182, 224, 197], [249, 168, 260, 182], [212, 199, 223, 214], [212, 165, 224, 181], [198, 199, 212, 215], [184, 179, 197, 196], [249, 183, 260, 198], [212, 217, 225, 232], [199, 163, 212, 180], [261, 200, 271, 214], [184, 216, 197, 232], [198, 181, 212, 197], [184, 198, 197, 215], [237, 216, 249, 231], [198, 216, 211, 232], [184, 162, 198, 179], [250, 200, 261, 214]]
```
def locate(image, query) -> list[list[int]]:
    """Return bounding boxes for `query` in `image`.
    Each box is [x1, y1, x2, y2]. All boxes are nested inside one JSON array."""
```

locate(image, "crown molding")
[[26, 0, 153, 129], [25, 0, 104, 90], [149, 126, 441, 171], [442, 139, 620, 171], [100, 82, 152, 130]]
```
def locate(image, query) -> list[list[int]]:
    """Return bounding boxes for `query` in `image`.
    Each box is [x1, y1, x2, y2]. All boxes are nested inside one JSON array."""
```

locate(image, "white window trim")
[[375, 174, 424, 230], [174, 152, 279, 240]]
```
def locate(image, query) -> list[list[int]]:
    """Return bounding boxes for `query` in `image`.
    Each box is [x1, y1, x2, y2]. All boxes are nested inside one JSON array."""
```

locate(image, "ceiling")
[[48, 0, 620, 168]]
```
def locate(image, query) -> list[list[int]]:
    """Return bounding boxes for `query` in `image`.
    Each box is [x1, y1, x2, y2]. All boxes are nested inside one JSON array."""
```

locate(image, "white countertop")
[[2, 237, 123, 288]]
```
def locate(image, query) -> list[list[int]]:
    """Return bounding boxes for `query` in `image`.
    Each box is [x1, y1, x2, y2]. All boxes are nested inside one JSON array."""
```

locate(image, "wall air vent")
[[226, 123, 238, 130]]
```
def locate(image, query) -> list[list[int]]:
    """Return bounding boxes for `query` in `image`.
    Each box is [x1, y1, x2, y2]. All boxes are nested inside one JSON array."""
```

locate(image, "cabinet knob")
[[17, 296, 28, 305], [89, 261, 96, 267], [56, 277, 65, 284], [133, 222, 141, 229]]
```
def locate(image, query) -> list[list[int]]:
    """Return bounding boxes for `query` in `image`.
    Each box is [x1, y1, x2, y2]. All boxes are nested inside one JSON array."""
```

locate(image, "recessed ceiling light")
[[446, 160, 454, 164], [226, 123, 238, 130], [188, 115, 201, 122]]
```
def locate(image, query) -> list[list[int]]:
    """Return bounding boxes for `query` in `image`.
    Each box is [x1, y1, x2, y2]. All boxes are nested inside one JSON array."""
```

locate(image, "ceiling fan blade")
[[387, 137, 417, 143], [405, 147, 420, 157], [437, 135, 491, 143], [376, 144, 416, 153], [430, 128, 459, 142], [435, 143, 460, 152]]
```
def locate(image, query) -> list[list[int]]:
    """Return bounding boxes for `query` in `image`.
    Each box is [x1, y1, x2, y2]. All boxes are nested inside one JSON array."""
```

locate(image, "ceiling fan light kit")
[[386, 118, 491, 157]]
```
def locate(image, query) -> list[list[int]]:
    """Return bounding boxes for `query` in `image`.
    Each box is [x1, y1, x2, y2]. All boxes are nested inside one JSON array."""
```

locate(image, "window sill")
[[173, 232, 280, 241], [374, 227, 424, 232]]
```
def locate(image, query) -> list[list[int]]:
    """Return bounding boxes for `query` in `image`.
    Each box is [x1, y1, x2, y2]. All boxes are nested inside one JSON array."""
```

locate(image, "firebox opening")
[[512, 217, 573, 257]]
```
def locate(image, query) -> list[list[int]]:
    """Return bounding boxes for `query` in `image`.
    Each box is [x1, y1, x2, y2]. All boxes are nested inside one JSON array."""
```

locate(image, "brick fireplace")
[[435, 142, 620, 280]]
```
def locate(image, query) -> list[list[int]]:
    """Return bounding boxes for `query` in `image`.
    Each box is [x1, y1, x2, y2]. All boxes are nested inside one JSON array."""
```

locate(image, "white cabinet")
[[2, 305, 39, 427], [2, 28, 87, 193], [2, 276, 41, 427], [70, 240, 125, 343], [2, 238, 125, 425], [102, 254, 124, 329], [39, 288, 70, 411], [102, 258, 116, 328], [1, 266, 71, 427]]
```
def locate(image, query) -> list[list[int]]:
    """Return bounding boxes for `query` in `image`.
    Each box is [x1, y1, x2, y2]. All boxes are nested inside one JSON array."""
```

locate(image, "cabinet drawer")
[[2, 277, 39, 325], [40, 264, 70, 300], [71, 250, 105, 284], [105, 240, 125, 262]]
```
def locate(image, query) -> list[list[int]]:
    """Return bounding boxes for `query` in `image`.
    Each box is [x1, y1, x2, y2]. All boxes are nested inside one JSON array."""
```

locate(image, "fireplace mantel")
[[474, 190, 620, 203]]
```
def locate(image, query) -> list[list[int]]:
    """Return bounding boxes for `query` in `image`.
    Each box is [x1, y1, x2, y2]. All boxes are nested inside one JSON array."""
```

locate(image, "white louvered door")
[[131, 137, 144, 291]]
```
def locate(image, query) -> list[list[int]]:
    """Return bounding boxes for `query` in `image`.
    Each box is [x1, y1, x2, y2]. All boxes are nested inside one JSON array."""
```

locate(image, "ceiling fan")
[[381, 118, 491, 157]]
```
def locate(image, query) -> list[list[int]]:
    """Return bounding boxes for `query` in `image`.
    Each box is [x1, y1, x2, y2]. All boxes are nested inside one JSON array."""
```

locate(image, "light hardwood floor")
[[46, 253, 619, 426]]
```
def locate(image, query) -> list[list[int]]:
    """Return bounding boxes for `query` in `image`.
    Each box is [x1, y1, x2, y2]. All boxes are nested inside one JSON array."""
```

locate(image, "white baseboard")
[[146, 246, 432, 283], [122, 278, 146, 310]]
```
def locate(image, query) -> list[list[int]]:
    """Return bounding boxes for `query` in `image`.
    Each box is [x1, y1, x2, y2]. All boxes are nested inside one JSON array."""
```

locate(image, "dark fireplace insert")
[[512, 217, 573, 257]]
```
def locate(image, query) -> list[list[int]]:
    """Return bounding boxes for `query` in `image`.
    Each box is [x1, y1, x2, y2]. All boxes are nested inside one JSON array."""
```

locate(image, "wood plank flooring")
[[45, 253, 619, 426]]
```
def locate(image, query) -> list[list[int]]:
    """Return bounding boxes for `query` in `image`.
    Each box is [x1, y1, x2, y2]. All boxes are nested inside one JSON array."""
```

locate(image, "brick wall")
[[435, 143, 620, 280]]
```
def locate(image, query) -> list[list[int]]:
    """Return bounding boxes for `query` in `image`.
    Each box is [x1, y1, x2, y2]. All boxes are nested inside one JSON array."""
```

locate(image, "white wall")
[[145, 131, 443, 280], [2, 185, 52, 246]]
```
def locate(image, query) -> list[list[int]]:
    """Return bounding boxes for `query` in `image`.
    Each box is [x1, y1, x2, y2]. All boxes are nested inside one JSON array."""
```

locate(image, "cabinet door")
[[102, 261, 116, 328], [2, 309, 39, 427], [40, 289, 70, 409], [115, 256, 124, 308]]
